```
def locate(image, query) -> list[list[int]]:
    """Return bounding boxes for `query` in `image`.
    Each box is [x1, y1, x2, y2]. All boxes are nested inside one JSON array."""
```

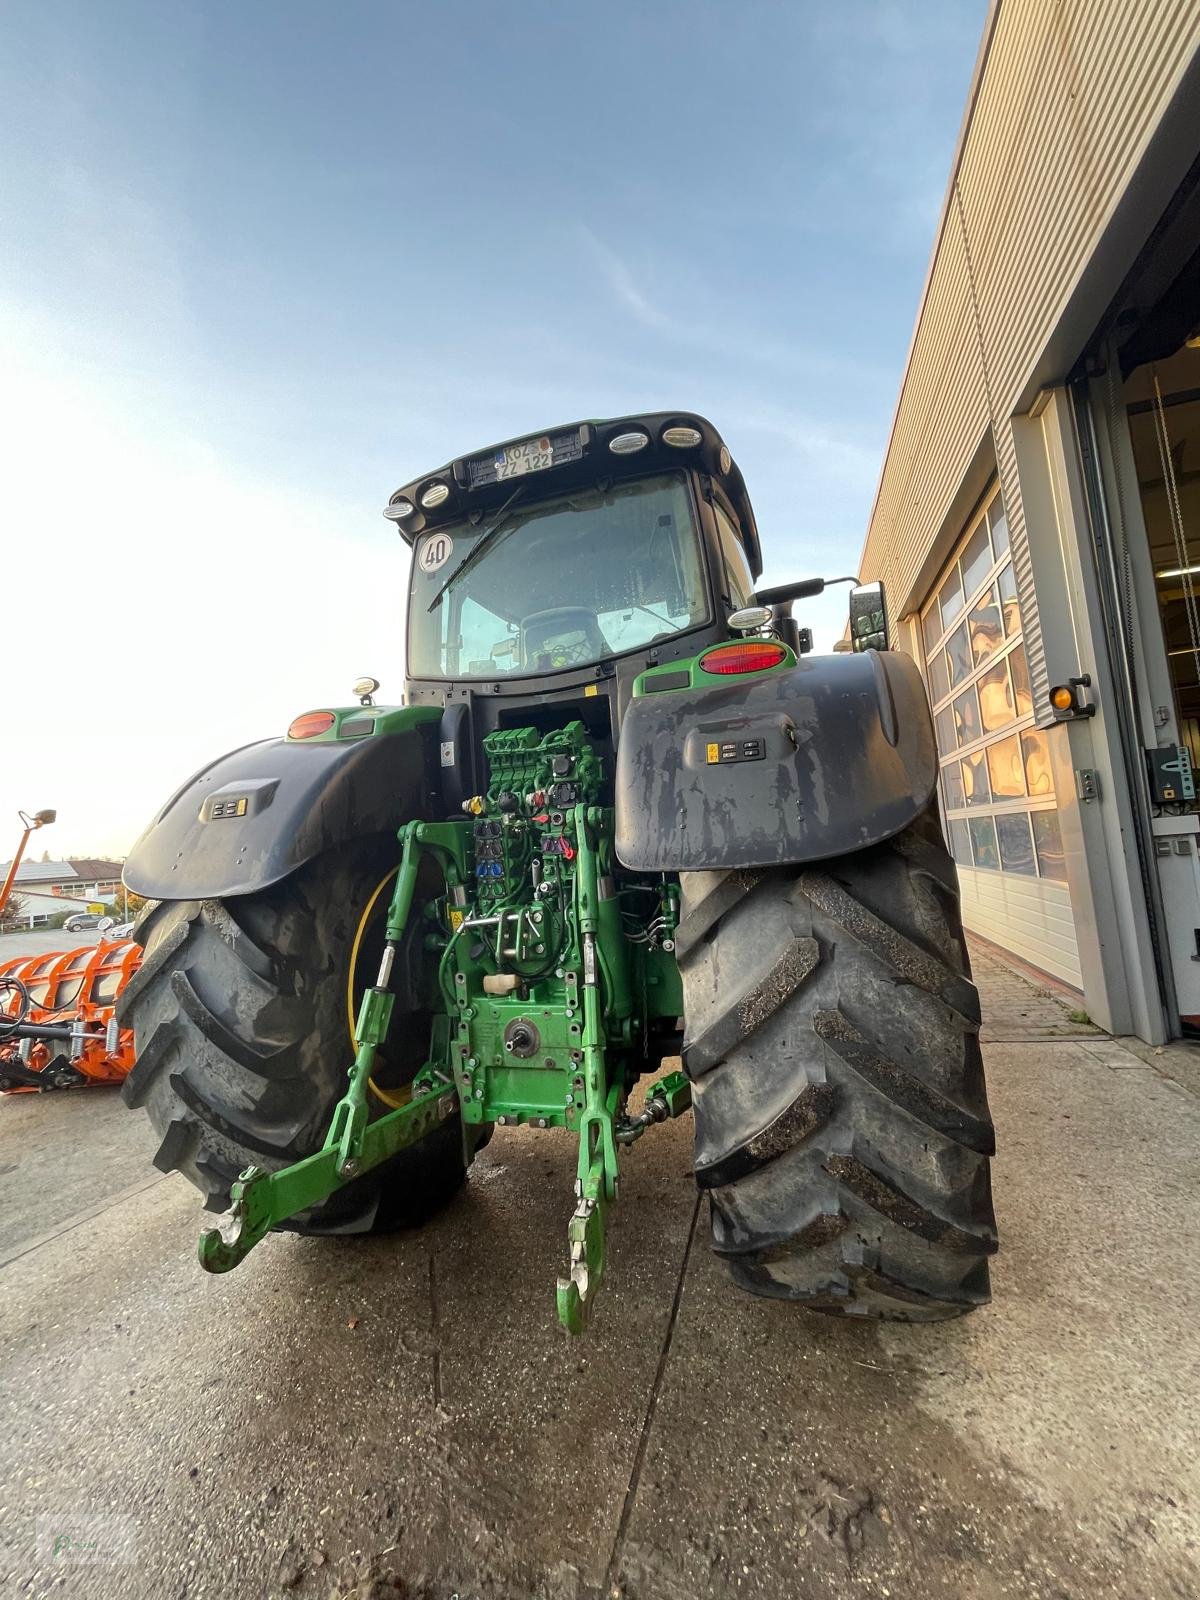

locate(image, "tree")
[[118, 888, 154, 922], [0, 891, 29, 932]]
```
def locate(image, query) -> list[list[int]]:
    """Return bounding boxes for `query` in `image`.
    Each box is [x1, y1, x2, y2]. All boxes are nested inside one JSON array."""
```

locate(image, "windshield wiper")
[[426, 484, 526, 613]]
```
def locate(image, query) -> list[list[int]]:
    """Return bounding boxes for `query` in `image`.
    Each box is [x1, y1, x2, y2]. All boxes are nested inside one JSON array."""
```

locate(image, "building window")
[[921, 488, 1066, 883]]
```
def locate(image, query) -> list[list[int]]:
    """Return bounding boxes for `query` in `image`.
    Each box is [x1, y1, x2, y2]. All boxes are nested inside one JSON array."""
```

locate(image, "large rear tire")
[[117, 838, 467, 1234], [678, 806, 997, 1321]]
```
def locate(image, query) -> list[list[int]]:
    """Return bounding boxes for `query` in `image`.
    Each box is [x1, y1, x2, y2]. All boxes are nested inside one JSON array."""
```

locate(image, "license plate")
[[495, 436, 553, 480]]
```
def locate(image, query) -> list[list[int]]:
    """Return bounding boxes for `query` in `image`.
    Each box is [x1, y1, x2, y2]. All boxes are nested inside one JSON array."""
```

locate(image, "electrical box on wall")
[[1145, 745, 1196, 805], [1151, 815, 1200, 1024]]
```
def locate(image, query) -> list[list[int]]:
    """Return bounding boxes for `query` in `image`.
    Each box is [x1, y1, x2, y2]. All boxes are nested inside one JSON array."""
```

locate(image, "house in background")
[[0, 858, 125, 927]]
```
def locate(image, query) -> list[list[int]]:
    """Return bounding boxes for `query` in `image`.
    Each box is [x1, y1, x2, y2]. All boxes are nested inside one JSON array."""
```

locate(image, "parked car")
[[103, 920, 134, 940], [63, 912, 113, 932]]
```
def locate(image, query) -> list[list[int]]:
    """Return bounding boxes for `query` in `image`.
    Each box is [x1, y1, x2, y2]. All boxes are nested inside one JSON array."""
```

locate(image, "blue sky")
[[1, 1, 984, 855]]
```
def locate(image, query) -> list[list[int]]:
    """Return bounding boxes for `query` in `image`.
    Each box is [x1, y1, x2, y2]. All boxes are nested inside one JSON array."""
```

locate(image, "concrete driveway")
[[1, 945, 1197, 1599]]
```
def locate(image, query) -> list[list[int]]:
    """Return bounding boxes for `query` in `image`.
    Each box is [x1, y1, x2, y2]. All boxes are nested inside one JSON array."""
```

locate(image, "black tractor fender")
[[614, 650, 939, 871], [123, 710, 442, 901]]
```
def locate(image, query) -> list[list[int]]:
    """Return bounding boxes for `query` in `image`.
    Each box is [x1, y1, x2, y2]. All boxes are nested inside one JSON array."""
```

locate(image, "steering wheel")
[[521, 607, 609, 669]]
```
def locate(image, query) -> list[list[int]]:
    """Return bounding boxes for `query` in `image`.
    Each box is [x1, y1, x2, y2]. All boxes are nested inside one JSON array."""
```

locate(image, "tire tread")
[[680, 807, 997, 1322]]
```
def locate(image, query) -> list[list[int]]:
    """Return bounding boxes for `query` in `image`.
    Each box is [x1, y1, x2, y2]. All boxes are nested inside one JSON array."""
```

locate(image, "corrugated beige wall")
[[861, 0, 1200, 717]]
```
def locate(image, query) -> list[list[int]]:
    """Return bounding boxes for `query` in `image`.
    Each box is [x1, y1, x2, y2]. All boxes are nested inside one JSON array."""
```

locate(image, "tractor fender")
[[613, 650, 938, 871], [123, 713, 440, 900]]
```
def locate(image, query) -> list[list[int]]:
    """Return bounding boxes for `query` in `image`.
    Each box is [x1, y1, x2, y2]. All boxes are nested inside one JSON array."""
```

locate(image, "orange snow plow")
[[0, 939, 141, 1092]]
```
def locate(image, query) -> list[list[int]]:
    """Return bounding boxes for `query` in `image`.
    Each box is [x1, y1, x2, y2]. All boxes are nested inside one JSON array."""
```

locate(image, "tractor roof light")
[[288, 710, 337, 740], [608, 430, 649, 456], [662, 424, 702, 448], [383, 497, 415, 522], [420, 482, 450, 509], [699, 640, 788, 675]]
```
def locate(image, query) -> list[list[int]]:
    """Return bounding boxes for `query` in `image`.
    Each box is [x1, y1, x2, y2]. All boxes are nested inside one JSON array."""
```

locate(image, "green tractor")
[[119, 412, 996, 1331]]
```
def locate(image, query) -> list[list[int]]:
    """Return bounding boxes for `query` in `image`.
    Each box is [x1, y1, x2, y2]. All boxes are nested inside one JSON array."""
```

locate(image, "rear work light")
[[608, 430, 649, 455], [288, 711, 336, 739], [699, 640, 788, 676]]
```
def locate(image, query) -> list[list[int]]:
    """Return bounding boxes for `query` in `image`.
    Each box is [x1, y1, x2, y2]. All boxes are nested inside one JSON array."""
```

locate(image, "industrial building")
[[859, 0, 1200, 1042]]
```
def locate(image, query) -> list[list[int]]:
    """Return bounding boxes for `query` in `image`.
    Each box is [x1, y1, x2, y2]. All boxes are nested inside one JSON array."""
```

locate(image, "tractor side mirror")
[[849, 582, 888, 652]]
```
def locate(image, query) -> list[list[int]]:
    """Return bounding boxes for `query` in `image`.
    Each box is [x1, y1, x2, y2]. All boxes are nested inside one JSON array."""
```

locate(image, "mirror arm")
[[756, 574, 861, 606]]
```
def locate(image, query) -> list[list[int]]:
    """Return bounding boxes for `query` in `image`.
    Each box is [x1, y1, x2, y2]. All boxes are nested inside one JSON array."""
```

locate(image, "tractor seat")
[[521, 607, 609, 671]]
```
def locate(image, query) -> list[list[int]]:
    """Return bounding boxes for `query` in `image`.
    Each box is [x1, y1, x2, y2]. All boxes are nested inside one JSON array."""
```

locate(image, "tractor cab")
[[391, 415, 757, 709], [387, 412, 816, 793], [388, 412, 886, 807]]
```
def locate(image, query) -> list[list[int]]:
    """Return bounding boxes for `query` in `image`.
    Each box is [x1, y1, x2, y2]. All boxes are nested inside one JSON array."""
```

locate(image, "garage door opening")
[[1077, 160, 1200, 1036]]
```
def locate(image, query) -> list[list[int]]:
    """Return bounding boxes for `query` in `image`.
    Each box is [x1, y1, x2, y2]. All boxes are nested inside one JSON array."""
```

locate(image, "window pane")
[[411, 473, 708, 677], [935, 706, 957, 756], [928, 647, 949, 703], [953, 685, 981, 747], [1032, 810, 1067, 881], [714, 505, 755, 608], [998, 563, 1021, 634], [949, 818, 972, 865], [942, 761, 965, 809], [977, 657, 1015, 732], [1009, 643, 1033, 716], [459, 595, 510, 673], [962, 748, 991, 805], [967, 587, 1004, 666], [969, 815, 999, 870], [960, 522, 992, 601], [996, 812, 1036, 874], [939, 567, 964, 629], [987, 733, 1026, 798], [1021, 729, 1054, 796], [922, 605, 942, 654], [945, 622, 972, 686], [989, 496, 1010, 555]]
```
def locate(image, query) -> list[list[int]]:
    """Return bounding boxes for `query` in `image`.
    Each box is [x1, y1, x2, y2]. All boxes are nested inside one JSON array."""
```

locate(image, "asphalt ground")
[[1, 946, 1197, 1600], [0, 929, 107, 962]]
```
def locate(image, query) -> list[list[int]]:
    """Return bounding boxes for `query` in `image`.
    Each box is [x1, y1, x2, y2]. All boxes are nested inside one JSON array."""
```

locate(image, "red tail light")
[[288, 711, 336, 739], [699, 640, 788, 676]]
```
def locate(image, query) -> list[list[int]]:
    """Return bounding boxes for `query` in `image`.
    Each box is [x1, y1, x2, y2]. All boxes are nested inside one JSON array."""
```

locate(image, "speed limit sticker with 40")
[[418, 533, 454, 574]]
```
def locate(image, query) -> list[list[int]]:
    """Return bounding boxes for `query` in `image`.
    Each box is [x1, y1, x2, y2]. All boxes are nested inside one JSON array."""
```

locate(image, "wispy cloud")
[[730, 405, 883, 486], [574, 222, 890, 395], [575, 224, 673, 331]]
